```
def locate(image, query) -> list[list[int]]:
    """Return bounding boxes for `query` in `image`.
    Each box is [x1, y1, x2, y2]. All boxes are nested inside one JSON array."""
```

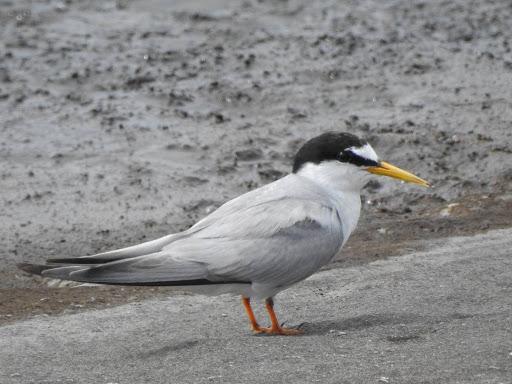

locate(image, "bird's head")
[[293, 132, 429, 191]]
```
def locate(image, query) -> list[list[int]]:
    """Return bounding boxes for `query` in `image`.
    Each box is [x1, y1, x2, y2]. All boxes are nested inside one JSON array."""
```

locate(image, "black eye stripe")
[[292, 132, 377, 173], [338, 150, 379, 167]]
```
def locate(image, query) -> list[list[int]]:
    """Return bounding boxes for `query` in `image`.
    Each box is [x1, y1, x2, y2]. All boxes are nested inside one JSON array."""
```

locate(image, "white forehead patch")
[[346, 143, 379, 162]]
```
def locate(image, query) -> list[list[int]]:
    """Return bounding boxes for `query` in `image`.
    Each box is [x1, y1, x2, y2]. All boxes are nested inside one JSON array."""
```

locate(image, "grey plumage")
[[24, 174, 348, 298]]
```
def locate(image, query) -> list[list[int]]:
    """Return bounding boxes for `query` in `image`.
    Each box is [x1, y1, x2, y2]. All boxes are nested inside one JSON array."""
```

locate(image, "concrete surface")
[[1, 228, 511, 384]]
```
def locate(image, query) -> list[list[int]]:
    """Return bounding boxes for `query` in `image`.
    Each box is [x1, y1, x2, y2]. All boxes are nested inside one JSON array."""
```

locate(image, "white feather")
[[347, 143, 379, 163]]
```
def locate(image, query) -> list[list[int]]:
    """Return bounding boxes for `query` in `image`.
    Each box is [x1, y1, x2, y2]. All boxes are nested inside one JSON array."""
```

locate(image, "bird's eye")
[[337, 150, 351, 163]]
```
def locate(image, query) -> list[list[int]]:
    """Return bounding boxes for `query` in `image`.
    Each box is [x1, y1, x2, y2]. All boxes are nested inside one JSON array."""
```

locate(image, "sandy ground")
[[1, 229, 511, 384], [0, 0, 512, 354]]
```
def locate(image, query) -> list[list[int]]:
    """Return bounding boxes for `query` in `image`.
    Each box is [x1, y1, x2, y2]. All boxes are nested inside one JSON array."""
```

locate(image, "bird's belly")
[[166, 283, 254, 297]]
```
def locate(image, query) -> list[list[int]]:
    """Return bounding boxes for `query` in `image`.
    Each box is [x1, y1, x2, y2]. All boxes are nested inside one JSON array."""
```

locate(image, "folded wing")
[[20, 175, 344, 288]]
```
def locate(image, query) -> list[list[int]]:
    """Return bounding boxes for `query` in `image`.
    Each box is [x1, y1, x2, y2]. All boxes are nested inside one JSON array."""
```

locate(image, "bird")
[[18, 132, 429, 335]]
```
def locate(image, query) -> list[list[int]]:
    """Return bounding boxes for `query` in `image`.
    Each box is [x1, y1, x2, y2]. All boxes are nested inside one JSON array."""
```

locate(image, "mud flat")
[[1, 0, 511, 321]]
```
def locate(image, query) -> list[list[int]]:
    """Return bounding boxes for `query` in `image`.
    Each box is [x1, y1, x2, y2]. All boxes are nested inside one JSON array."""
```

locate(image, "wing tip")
[[17, 262, 48, 276], [46, 257, 106, 265]]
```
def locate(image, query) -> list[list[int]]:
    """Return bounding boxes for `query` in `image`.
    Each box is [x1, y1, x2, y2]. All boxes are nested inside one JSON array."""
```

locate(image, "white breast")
[[330, 189, 361, 245], [296, 160, 367, 244]]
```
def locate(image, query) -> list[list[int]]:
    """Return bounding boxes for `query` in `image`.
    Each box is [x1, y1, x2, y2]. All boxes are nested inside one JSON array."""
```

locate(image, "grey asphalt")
[[1, 229, 511, 384]]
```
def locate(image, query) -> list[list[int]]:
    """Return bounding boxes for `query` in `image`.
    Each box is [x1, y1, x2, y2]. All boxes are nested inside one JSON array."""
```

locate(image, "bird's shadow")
[[137, 339, 200, 358], [135, 312, 471, 354], [296, 312, 428, 336]]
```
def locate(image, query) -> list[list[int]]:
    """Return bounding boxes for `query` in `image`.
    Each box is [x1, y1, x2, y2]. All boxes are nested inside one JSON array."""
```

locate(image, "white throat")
[[296, 161, 370, 242]]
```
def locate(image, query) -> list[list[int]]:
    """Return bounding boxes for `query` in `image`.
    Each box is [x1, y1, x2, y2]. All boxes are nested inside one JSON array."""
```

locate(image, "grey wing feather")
[[188, 174, 333, 234], [36, 174, 344, 287], [176, 175, 345, 285], [167, 200, 344, 287], [44, 208, 342, 286], [45, 175, 319, 264], [46, 233, 184, 264], [42, 251, 210, 284]]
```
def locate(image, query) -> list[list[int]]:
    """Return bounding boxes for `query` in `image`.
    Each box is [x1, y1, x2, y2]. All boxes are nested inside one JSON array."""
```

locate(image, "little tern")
[[19, 132, 429, 335]]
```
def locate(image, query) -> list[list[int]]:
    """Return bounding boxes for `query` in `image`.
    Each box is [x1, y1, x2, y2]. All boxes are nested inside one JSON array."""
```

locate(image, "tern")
[[19, 132, 429, 335]]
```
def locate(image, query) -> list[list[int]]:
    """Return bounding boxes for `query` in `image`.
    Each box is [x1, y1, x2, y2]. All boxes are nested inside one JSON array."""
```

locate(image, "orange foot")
[[252, 325, 303, 336], [242, 296, 304, 336]]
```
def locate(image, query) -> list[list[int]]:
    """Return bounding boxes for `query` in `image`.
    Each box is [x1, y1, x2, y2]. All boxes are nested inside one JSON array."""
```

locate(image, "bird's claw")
[[252, 325, 303, 336]]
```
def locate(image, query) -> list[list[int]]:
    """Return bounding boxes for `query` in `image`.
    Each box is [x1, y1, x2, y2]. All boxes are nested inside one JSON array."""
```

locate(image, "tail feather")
[[17, 263, 56, 276], [18, 261, 248, 287], [16, 232, 251, 288], [17, 232, 189, 282], [17, 262, 100, 278], [17, 254, 249, 287], [41, 265, 90, 280]]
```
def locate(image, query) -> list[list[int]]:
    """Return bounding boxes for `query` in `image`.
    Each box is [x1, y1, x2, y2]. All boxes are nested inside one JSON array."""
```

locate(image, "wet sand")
[[1, 0, 511, 322]]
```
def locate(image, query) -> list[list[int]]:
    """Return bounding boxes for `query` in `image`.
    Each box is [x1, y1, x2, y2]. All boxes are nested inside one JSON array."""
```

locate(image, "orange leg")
[[262, 297, 303, 335], [242, 296, 262, 332], [242, 296, 303, 336]]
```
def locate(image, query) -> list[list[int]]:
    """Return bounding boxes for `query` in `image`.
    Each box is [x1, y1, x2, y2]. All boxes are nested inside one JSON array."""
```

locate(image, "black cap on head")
[[292, 132, 378, 173]]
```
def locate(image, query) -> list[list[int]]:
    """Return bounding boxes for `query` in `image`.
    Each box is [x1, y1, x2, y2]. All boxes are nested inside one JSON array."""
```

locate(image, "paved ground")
[[2, 228, 511, 384]]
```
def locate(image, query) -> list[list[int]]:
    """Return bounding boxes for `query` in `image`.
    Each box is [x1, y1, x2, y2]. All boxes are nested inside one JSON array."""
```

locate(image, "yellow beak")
[[367, 161, 430, 187]]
